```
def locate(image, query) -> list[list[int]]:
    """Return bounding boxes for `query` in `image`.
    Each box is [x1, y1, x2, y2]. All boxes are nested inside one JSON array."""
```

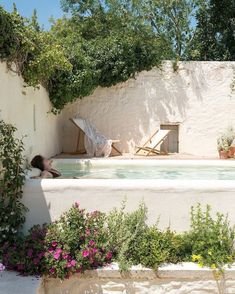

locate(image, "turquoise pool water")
[[55, 162, 235, 180]]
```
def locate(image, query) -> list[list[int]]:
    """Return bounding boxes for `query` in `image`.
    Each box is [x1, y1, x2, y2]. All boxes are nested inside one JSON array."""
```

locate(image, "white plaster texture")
[[63, 61, 235, 157], [0, 62, 63, 159]]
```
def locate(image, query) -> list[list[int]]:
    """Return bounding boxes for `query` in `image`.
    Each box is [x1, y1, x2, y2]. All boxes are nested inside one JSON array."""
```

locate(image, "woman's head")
[[31, 155, 52, 171]]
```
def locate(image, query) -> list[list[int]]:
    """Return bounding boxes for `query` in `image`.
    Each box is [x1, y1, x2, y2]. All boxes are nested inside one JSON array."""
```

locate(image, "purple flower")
[[0, 263, 5, 272]]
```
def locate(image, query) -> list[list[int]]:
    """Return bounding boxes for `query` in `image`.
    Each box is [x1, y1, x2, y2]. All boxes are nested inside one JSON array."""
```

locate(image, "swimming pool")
[[23, 159, 235, 233], [54, 159, 235, 180]]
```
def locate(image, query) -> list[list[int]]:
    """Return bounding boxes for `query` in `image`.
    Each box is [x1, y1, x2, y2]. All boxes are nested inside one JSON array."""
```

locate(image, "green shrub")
[[134, 227, 184, 269], [187, 204, 235, 270], [106, 202, 148, 271], [0, 120, 27, 246]]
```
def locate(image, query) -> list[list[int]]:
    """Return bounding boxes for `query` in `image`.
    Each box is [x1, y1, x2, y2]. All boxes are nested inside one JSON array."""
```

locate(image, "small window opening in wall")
[[160, 124, 179, 153]]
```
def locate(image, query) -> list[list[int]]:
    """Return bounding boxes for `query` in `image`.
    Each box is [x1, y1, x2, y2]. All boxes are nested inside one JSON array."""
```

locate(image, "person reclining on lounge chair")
[[31, 155, 61, 178]]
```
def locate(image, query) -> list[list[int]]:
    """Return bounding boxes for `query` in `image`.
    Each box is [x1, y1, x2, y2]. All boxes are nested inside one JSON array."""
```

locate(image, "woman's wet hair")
[[31, 155, 45, 171]]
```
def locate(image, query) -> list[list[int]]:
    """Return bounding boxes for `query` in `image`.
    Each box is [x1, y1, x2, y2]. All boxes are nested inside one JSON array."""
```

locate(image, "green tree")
[[61, 0, 196, 59], [31, 9, 40, 31], [187, 0, 235, 60]]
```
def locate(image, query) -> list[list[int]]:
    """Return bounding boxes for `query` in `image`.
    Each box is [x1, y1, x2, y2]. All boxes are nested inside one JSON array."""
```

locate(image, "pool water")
[[54, 161, 235, 180]]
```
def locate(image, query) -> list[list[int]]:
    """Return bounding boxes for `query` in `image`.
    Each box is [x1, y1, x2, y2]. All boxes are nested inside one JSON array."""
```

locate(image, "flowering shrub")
[[44, 203, 113, 279], [2, 225, 47, 275]]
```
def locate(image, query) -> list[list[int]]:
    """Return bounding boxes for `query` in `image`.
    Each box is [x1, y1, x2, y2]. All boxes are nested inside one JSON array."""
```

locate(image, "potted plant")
[[217, 128, 235, 159]]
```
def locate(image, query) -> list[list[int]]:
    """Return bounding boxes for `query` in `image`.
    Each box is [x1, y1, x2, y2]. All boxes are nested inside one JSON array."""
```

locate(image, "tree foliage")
[[187, 0, 235, 60], [0, 1, 234, 111]]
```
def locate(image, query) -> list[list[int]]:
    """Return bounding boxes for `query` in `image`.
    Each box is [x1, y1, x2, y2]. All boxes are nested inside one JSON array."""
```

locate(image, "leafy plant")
[[0, 120, 27, 246], [106, 202, 148, 271], [217, 127, 235, 151], [134, 227, 185, 269], [188, 204, 235, 270]]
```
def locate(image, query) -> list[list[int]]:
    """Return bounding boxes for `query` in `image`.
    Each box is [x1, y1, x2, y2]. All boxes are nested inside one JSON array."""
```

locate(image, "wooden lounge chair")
[[135, 129, 170, 156], [70, 118, 122, 155]]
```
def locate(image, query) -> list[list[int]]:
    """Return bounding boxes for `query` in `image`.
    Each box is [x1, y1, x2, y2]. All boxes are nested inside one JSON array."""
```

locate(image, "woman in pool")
[[31, 155, 61, 178]]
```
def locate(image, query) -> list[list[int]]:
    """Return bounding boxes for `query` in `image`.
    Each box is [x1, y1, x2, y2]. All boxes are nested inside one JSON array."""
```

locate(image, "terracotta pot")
[[228, 147, 235, 158], [219, 150, 229, 159]]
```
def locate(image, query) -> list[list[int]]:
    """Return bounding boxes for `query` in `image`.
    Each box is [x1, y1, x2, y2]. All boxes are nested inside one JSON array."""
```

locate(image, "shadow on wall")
[[61, 61, 228, 154], [22, 180, 52, 233]]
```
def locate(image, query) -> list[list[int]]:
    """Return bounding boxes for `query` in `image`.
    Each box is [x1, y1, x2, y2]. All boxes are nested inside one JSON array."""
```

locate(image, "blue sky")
[[0, 0, 64, 29]]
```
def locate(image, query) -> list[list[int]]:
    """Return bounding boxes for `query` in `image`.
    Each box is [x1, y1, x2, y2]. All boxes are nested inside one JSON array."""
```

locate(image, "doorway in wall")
[[160, 124, 179, 153]]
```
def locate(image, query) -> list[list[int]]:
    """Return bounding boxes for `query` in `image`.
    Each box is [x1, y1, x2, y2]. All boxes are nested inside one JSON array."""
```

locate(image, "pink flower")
[[50, 267, 55, 274], [91, 248, 98, 254], [67, 260, 76, 268], [75, 202, 80, 207], [51, 241, 57, 248], [53, 253, 60, 260], [48, 247, 54, 253], [55, 248, 62, 254], [85, 229, 90, 236], [63, 254, 69, 260], [106, 252, 112, 260], [53, 248, 62, 260], [89, 240, 95, 246], [82, 250, 89, 258]]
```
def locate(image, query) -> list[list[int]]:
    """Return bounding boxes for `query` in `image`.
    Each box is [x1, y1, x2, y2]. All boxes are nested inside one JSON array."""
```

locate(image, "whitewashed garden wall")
[[63, 61, 235, 157]]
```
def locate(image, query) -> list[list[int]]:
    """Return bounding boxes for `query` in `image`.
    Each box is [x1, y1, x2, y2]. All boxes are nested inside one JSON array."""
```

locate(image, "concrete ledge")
[[0, 271, 42, 294], [3, 263, 235, 294]]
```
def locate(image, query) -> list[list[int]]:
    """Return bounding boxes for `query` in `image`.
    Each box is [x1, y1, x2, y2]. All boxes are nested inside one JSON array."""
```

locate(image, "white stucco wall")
[[63, 61, 235, 157], [0, 62, 63, 159]]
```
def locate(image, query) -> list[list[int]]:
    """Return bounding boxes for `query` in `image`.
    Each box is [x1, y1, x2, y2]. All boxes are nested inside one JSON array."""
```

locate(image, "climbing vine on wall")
[[0, 6, 164, 112]]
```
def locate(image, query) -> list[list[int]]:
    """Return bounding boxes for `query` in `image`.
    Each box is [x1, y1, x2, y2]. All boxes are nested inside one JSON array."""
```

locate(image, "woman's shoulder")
[[41, 170, 53, 178]]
